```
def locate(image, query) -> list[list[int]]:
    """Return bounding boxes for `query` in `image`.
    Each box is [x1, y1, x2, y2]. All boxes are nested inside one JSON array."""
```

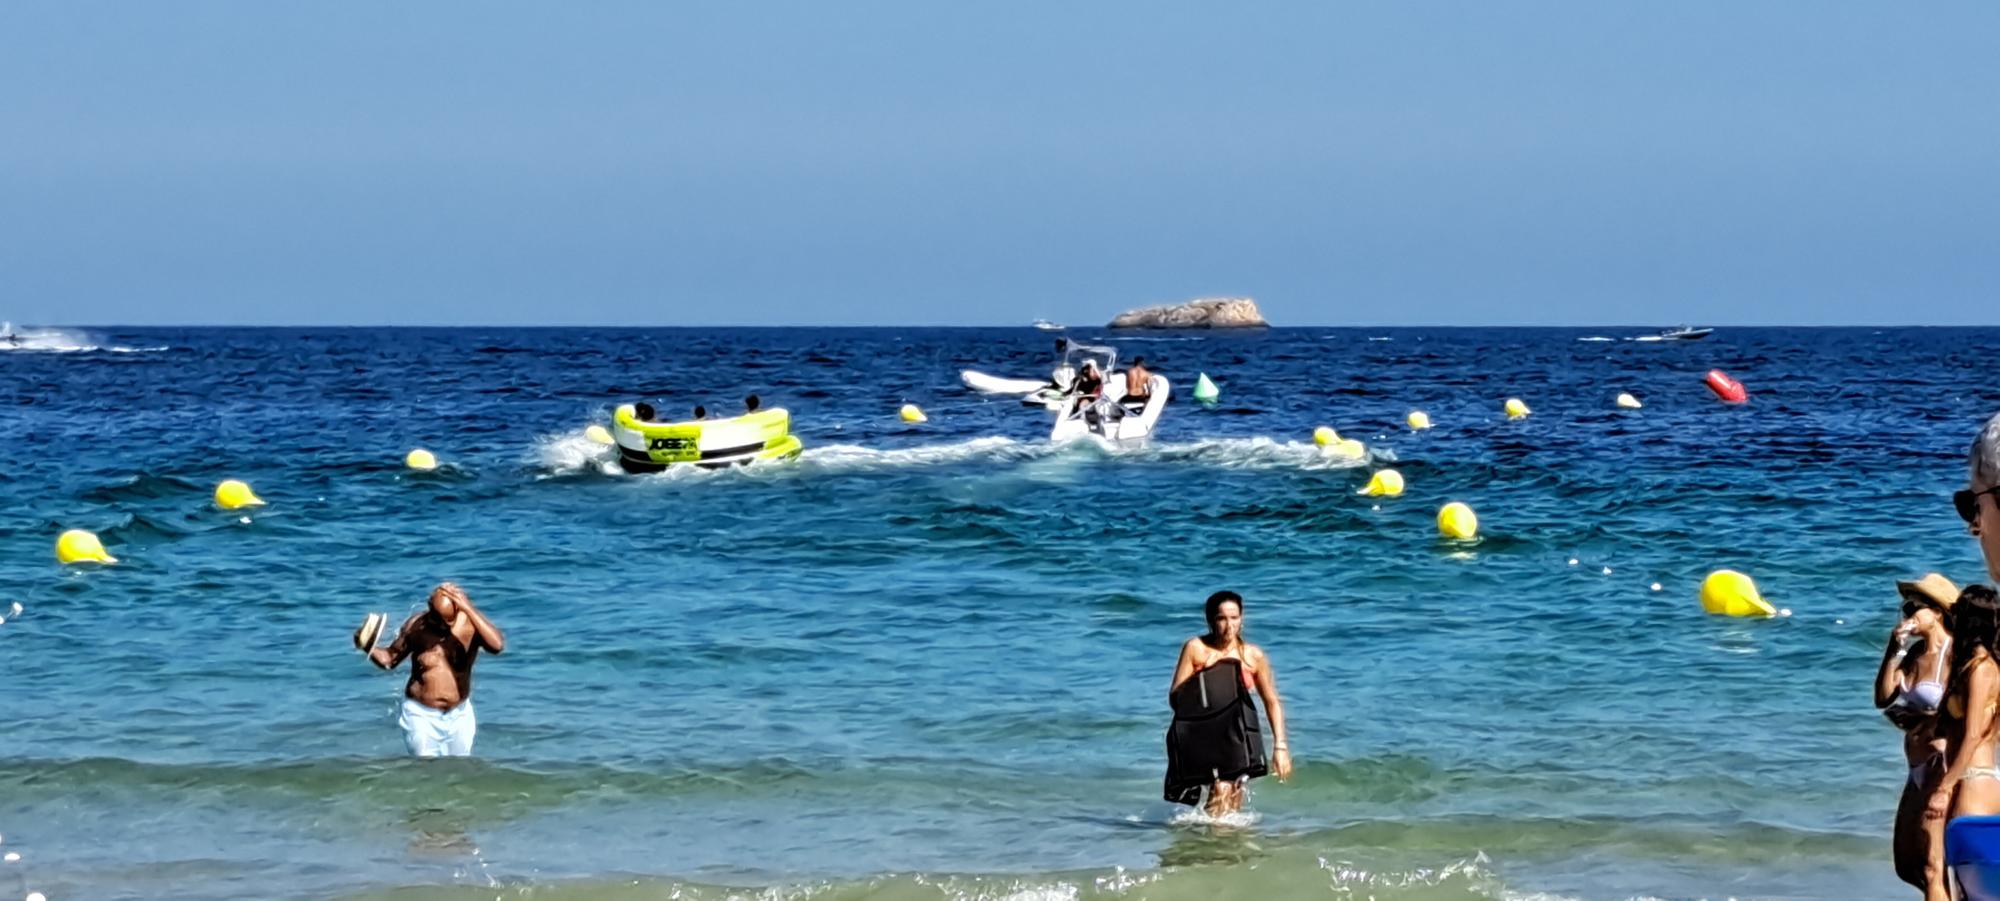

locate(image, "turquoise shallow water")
[[3, 326, 1998, 900]]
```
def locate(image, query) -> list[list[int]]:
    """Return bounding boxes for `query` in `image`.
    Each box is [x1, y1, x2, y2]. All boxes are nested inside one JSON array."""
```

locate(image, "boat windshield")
[[1060, 341, 1118, 378], [1050, 341, 1119, 401]]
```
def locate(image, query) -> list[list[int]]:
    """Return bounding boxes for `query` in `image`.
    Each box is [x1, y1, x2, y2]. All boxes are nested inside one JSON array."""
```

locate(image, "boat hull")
[[1050, 375, 1170, 443], [961, 370, 1051, 395]]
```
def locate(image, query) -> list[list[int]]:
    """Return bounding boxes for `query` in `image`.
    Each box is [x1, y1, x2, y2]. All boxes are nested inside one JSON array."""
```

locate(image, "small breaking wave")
[[316, 849, 1529, 900]]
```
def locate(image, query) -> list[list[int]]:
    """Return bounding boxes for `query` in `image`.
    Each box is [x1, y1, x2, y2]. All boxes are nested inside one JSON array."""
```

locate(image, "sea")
[[4, 325, 1998, 901]]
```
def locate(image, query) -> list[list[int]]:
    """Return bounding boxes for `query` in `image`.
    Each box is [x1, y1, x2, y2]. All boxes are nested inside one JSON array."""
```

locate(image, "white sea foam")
[[1165, 806, 1261, 828], [0, 324, 166, 354], [804, 436, 1384, 473], [801, 437, 1035, 470], [539, 431, 1388, 479], [534, 428, 622, 477]]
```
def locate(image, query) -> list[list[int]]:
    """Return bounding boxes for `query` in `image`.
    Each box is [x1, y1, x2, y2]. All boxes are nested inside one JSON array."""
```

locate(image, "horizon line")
[[9, 322, 1999, 330]]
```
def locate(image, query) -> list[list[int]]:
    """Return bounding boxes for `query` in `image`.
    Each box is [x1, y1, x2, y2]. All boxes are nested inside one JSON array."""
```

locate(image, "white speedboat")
[[1631, 325, 1714, 342], [1032, 319, 1065, 331], [1048, 341, 1169, 443]]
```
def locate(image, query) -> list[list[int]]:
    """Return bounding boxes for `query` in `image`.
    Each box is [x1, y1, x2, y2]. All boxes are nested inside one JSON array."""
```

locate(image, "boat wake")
[[538, 429, 1388, 480], [798, 436, 1386, 475], [533, 428, 623, 477], [0, 324, 167, 354]]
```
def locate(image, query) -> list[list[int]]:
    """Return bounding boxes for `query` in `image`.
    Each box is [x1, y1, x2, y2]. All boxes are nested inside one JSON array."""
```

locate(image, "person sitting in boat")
[[1070, 360, 1105, 415], [1049, 338, 1075, 392], [692, 404, 708, 420], [633, 402, 658, 422], [1122, 357, 1153, 407], [745, 395, 761, 413]]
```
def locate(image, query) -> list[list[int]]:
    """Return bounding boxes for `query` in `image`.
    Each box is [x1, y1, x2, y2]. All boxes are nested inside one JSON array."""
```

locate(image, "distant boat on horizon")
[[1630, 325, 1713, 342], [1032, 319, 1065, 331]]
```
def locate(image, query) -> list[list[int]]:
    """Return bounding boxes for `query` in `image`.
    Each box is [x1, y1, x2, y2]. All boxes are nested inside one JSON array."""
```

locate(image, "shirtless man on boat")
[[357, 582, 506, 757], [1123, 357, 1153, 405]]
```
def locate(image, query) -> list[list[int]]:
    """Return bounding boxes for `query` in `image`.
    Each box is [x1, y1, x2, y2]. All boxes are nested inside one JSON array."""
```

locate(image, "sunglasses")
[[1903, 602, 1924, 618], [1956, 486, 2000, 523]]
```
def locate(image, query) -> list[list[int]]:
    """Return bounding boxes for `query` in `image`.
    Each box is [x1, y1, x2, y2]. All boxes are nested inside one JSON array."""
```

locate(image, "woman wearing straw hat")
[[1877, 572, 1959, 890]]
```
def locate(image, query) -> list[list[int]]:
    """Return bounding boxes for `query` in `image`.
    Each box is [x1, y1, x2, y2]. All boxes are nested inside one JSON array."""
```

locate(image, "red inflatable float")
[[1705, 369, 1747, 404]]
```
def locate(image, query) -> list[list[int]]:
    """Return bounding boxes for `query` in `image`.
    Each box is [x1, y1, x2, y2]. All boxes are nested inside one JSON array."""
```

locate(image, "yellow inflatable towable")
[[611, 405, 803, 474]]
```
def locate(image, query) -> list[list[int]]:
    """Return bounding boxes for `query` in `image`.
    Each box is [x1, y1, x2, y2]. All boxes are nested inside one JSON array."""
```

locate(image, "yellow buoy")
[[405, 449, 439, 471], [584, 424, 614, 445], [56, 529, 116, 565], [1407, 410, 1432, 431], [1312, 426, 1338, 447], [1700, 569, 1776, 617], [1359, 469, 1405, 497], [1615, 393, 1643, 410], [1503, 398, 1531, 419], [214, 479, 265, 510], [1437, 502, 1478, 540], [900, 404, 927, 423], [1329, 438, 1366, 459]]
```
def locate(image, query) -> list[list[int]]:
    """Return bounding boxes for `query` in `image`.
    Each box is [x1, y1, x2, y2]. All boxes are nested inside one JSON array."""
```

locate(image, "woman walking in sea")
[[1876, 573, 1958, 890], [1922, 413, 2000, 899], [1925, 584, 2000, 900], [1165, 590, 1293, 817]]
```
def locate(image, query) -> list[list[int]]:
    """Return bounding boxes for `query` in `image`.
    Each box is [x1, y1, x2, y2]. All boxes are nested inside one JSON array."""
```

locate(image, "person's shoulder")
[[1968, 655, 2000, 684], [1179, 636, 1205, 655], [1244, 643, 1270, 665]]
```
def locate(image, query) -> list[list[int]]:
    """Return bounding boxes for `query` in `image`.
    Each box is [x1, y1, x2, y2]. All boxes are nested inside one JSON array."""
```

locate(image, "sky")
[[2, 3, 1996, 326]]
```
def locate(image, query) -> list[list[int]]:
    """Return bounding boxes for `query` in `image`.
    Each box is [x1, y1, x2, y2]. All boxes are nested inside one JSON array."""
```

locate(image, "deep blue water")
[[4, 325, 2000, 900]]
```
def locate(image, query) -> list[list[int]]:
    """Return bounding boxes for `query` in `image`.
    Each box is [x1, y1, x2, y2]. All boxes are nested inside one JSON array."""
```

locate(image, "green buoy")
[[1192, 372, 1219, 404]]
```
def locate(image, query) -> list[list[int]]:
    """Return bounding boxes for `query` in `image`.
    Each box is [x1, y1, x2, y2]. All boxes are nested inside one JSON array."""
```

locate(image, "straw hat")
[[353, 612, 387, 652], [1898, 573, 1961, 612]]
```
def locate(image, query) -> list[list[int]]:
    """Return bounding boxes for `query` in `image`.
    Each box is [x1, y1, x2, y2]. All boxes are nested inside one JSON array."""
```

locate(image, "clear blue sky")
[[3, 3, 1995, 326]]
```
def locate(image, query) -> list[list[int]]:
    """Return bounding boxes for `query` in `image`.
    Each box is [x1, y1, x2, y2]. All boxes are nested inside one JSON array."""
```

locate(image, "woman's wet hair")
[[1205, 590, 1243, 633], [1974, 412, 2000, 490], [1953, 585, 2000, 666]]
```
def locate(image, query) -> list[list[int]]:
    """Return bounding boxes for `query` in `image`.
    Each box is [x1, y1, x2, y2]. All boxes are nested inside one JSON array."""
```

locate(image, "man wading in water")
[[362, 582, 506, 757]]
